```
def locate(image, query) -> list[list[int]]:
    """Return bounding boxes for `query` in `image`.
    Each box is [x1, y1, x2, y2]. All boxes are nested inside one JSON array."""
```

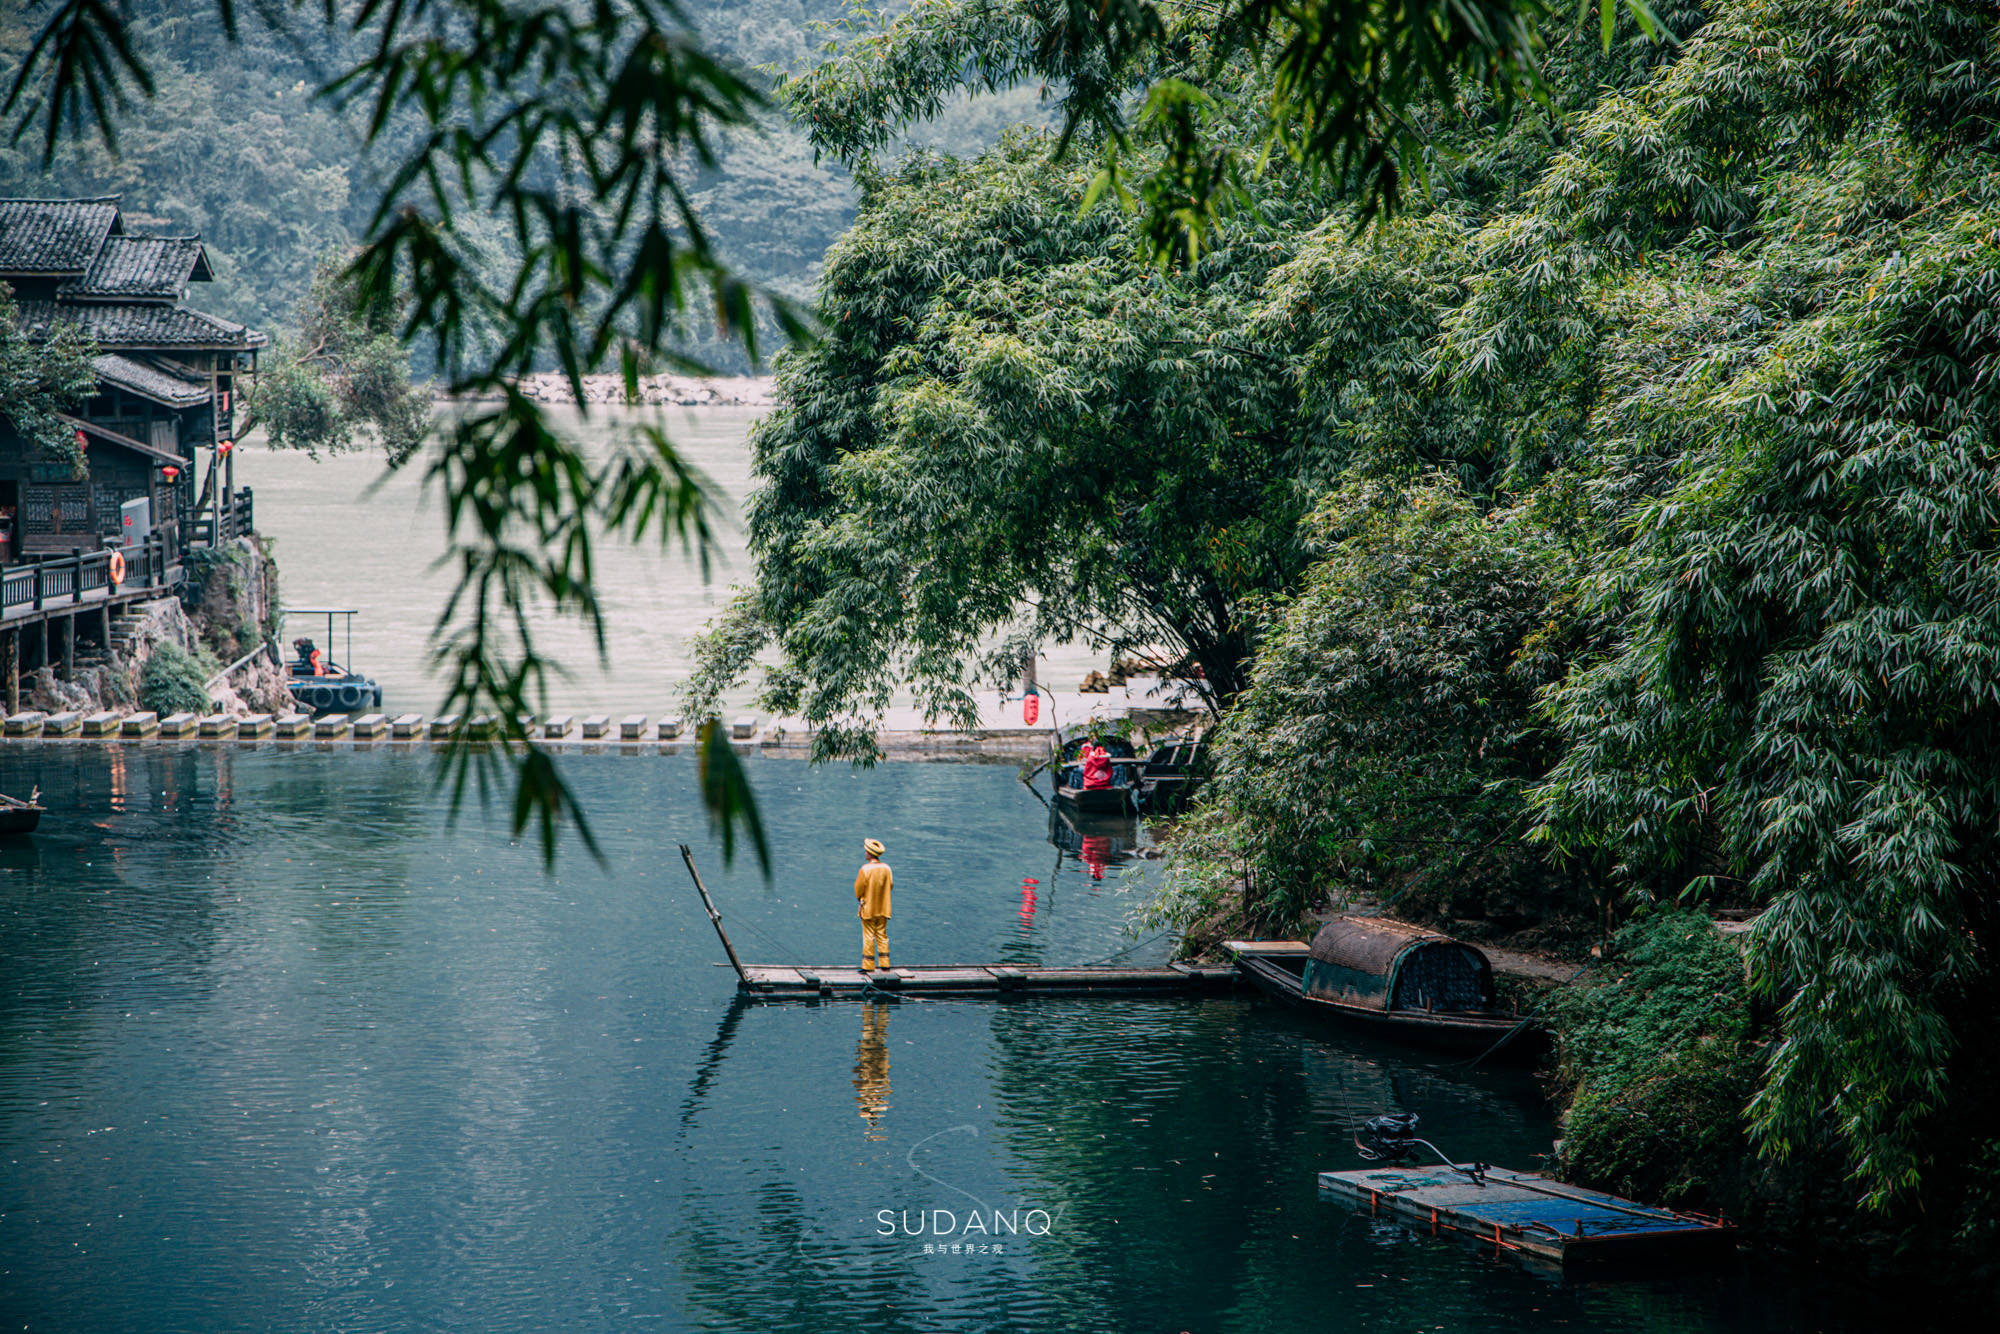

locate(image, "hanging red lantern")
[[1023, 692, 1040, 726], [74, 428, 88, 451], [217, 438, 233, 455], [161, 465, 180, 481]]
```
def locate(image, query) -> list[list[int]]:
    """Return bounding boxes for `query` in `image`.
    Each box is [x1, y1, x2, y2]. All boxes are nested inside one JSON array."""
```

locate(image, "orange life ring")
[[107, 549, 126, 587]]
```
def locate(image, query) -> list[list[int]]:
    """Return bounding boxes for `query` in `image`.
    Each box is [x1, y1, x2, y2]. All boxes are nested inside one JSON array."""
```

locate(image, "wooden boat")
[[1140, 736, 1208, 811], [1224, 917, 1541, 1058], [0, 791, 45, 836], [1049, 728, 1145, 813], [1054, 760, 1145, 814]]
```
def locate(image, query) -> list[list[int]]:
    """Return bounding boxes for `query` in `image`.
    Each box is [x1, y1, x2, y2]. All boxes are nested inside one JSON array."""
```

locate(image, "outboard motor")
[[1355, 1113, 1424, 1163], [1354, 1112, 1486, 1184]]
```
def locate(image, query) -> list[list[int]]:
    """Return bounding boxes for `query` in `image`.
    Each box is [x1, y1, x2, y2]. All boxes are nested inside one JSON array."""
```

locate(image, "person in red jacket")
[[1081, 742, 1113, 790]]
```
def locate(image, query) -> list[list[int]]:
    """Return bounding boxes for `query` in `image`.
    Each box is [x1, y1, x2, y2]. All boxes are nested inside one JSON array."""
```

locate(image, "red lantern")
[[217, 438, 233, 455], [161, 465, 180, 481], [1023, 692, 1040, 726], [74, 428, 88, 452]]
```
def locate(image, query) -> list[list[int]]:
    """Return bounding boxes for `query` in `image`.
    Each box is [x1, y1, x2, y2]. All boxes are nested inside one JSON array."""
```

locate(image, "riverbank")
[[441, 372, 777, 408]]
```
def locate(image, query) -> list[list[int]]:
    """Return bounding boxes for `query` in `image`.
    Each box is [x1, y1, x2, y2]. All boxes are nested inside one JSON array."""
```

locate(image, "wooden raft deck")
[[1318, 1166, 1735, 1267], [736, 962, 1242, 998]]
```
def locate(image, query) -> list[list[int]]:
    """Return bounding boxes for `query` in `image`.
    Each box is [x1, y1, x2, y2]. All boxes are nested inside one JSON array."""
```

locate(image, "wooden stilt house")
[[0, 196, 264, 563]]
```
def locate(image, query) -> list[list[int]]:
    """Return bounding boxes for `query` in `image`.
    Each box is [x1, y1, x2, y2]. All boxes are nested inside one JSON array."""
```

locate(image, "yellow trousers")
[[861, 916, 890, 971]]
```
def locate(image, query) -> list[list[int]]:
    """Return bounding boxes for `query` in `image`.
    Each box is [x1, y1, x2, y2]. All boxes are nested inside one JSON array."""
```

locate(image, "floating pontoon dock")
[[678, 843, 1240, 1001], [1318, 1165, 1735, 1267], [732, 962, 1240, 998]]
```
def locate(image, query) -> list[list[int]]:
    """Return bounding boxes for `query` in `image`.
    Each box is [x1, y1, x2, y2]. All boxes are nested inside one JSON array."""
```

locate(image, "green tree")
[[1147, 479, 1580, 939], [0, 281, 96, 475], [780, 0, 1660, 259], [138, 639, 219, 717], [685, 136, 1333, 756], [247, 251, 430, 466]]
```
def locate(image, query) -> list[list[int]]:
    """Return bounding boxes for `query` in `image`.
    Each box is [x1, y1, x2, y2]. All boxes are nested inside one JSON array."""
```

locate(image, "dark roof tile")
[[62, 235, 211, 299], [93, 353, 212, 407], [0, 197, 122, 274], [15, 299, 267, 350]]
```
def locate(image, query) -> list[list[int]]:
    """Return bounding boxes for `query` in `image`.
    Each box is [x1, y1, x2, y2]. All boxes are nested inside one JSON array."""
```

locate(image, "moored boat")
[[0, 791, 45, 836], [1140, 736, 1208, 811], [284, 608, 383, 715], [1225, 916, 1541, 1058], [1049, 729, 1144, 813]]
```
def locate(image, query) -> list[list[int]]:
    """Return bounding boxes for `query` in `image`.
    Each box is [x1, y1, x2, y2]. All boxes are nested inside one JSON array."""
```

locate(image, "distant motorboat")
[[284, 608, 383, 715]]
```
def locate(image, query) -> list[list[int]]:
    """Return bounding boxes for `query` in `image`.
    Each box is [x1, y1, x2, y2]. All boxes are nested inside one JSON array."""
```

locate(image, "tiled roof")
[[62, 235, 211, 299], [0, 197, 122, 274], [93, 353, 211, 407], [15, 298, 267, 350]]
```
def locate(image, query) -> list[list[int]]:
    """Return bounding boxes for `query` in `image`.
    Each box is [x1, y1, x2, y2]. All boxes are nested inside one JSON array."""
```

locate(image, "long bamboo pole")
[[680, 844, 748, 986]]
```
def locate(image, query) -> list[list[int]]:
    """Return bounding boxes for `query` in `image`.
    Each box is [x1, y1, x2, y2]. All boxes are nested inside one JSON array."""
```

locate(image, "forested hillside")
[[0, 1, 1028, 361]]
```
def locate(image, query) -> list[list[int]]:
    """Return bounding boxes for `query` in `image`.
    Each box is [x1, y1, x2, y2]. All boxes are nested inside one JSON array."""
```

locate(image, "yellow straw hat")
[[864, 838, 885, 858]]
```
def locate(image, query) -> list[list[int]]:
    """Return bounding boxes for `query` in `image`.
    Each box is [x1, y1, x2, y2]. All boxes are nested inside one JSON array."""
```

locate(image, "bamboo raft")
[[678, 843, 1240, 1001], [733, 961, 1241, 998], [1318, 1165, 1736, 1267]]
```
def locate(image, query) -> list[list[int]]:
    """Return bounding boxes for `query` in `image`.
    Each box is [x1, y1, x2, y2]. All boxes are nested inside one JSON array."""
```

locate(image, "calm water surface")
[[2, 748, 1847, 1331], [246, 407, 1112, 715]]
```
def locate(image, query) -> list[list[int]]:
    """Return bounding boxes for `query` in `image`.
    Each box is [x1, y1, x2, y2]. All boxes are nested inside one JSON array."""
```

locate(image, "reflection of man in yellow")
[[854, 1001, 890, 1140], [855, 837, 893, 972]]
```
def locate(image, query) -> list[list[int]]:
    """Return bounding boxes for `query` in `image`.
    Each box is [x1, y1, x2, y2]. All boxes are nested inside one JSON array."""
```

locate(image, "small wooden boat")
[[0, 791, 45, 836], [1225, 917, 1541, 1058], [1049, 728, 1145, 813], [1140, 736, 1208, 811]]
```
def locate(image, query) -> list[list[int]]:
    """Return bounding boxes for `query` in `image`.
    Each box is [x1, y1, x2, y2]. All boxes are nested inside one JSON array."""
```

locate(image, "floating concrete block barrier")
[[390, 713, 424, 738], [198, 715, 235, 738], [44, 711, 83, 736], [581, 715, 610, 739], [4, 711, 46, 736], [313, 714, 351, 739], [119, 712, 159, 738], [158, 712, 198, 738], [543, 715, 574, 739], [656, 717, 682, 740], [237, 714, 275, 738], [428, 714, 461, 738], [730, 716, 756, 740], [274, 712, 312, 738], [619, 714, 647, 740], [81, 711, 124, 737], [351, 713, 389, 739]]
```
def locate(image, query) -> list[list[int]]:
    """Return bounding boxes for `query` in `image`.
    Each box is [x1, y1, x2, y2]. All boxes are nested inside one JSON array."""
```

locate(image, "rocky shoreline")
[[442, 372, 777, 408]]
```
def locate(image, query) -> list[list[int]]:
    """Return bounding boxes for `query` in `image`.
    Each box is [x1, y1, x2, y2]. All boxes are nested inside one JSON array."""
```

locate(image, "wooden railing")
[[0, 523, 185, 618], [193, 488, 255, 547]]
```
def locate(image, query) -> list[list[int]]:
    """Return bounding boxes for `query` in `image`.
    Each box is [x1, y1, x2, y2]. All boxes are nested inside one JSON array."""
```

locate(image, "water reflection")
[[1044, 805, 1146, 884], [854, 1001, 891, 1140]]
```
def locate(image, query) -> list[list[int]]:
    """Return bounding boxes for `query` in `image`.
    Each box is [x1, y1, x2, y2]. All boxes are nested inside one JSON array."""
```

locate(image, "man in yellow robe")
[[855, 837, 893, 971]]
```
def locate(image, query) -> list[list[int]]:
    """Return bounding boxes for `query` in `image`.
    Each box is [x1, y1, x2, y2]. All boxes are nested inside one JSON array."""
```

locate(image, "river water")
[[0, 745, 1857, 1332], [245, 408, 1109, 716]]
